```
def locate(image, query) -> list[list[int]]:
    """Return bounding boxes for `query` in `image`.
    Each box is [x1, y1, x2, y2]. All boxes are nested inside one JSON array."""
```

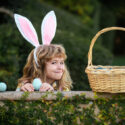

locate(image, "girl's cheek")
[[62, 66, 65, 72], [62, 65, 65, 69]]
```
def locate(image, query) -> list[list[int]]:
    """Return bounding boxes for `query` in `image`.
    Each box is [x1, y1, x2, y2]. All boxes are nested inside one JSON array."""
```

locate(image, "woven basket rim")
[[85, 65, 125, 74]]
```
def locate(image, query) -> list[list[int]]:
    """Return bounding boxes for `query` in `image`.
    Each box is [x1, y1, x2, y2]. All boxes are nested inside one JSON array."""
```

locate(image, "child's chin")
[[55, 77, 62, 80]]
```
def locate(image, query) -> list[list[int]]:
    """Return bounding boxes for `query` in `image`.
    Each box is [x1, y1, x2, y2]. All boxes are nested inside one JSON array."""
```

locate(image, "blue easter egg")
[[96, 67, 103, 69], [0, 82, 7, 92], [32, 78, 42, 91]]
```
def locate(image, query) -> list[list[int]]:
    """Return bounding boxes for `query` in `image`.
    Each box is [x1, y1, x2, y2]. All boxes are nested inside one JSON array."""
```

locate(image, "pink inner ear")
[[43, 16, 56, 45], [19, 17, 39, 46]]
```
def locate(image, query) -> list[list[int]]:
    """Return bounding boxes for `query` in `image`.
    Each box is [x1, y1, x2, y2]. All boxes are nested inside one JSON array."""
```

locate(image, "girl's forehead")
[[50, 57, 64, 61]]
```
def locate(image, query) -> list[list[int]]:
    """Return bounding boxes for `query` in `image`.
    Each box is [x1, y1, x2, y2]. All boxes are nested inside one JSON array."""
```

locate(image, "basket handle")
[[87, 27, 125, 67]]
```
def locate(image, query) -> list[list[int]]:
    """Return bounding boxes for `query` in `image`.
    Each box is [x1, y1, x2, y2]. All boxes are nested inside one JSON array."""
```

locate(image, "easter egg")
[[96, 67, 103, 69], [0, 82, 7, 92], [32, 78, 42, 91]]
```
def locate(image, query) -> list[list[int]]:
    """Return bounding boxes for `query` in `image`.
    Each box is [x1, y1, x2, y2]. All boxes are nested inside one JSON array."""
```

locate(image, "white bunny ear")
[[41, 11, 57, 45], [14, 14, 40, 47]]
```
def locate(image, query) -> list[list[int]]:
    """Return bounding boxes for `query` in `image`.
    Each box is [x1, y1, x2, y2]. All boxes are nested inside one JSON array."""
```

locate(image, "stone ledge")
[[0, 91, 125, 100]]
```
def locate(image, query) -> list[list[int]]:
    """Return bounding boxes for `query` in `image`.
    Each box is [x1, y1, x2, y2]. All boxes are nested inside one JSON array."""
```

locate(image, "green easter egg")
[[32, 78, 42, 91], [0, 82, 7, 92]]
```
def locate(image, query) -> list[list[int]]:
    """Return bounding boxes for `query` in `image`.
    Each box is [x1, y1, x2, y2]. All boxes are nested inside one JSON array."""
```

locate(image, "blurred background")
[[0, 0, 125, 91]]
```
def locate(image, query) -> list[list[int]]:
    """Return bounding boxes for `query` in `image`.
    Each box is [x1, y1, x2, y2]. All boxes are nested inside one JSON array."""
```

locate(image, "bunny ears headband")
[[14, 11, 57, 66]]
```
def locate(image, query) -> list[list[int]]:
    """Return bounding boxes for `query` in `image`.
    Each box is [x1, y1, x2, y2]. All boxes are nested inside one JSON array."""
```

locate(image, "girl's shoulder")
[[51, 81, 70, 91]]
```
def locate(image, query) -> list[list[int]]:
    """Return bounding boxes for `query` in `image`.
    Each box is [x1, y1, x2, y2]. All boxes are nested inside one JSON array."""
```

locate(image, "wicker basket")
[[85, 27, 125, 93]]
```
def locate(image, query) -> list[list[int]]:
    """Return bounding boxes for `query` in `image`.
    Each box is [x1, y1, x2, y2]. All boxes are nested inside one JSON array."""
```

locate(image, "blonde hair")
[[18, 44, 72, 90]]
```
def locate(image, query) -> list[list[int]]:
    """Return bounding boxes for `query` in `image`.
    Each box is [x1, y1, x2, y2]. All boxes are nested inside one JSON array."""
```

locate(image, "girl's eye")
[[60, 62, 64, 65], [51, 61, 56, 64]]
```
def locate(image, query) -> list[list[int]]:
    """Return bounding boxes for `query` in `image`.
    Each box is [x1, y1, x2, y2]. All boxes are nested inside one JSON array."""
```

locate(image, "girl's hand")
[[39, 83, 54, 92], [21, 83, 34, 92]]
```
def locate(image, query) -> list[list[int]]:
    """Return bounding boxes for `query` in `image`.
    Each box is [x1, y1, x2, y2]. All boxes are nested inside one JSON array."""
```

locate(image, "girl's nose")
[[57, 63, 63, 69]]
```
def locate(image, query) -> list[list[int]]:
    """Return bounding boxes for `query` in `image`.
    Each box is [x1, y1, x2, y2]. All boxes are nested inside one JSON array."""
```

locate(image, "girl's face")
[[45, 57, 65, 83]]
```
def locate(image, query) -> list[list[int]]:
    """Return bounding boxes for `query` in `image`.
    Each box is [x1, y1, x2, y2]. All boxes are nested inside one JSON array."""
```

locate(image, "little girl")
[[14, 11, 72, 91]]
